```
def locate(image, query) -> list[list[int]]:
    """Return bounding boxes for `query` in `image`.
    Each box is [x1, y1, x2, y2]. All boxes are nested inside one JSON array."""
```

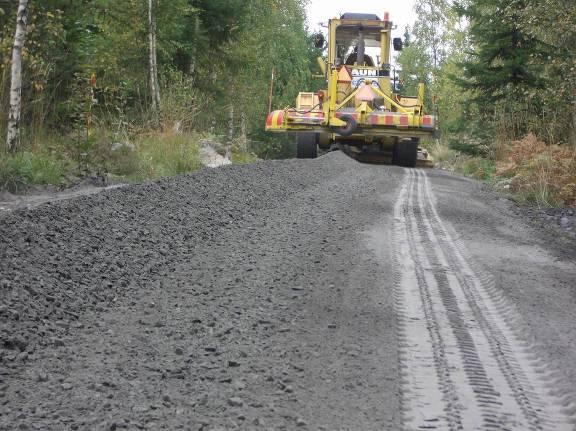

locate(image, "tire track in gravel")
[[393, 168, 576, 430]]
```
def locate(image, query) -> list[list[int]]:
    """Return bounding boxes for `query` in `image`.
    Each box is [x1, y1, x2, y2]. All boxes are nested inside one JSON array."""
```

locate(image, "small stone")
[[132, 405, 149, 413], [8, 336, 28, 351], [296, 418, 308, 427], [16, 352, 28, 362], [232, 379, 246, 390], [61, 383, 73, 391], [162, 394, 171, 404], [53, 338, 65, 347], [36, 372, 49, 383], [228, 360, 240, 368], [174, 347, 184, 355], [560, 217, 570, 228], [227, 397, 243, 407]]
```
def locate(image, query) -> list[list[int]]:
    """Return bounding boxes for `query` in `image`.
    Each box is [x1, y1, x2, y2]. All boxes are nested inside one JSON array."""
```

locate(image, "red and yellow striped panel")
[[421, 115, 435, 129], [265, 110, 286, 130], [368, 113, 411, 128]]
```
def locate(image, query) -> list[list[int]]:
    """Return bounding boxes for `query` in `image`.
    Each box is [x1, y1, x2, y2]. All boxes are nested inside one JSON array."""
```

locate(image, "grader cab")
[[265, 12, 436, 167]]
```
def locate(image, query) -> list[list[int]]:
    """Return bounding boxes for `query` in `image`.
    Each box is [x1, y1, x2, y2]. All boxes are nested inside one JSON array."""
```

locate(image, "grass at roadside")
[[105, 133, 203, 180], [426, 140, 496, 181], [0, 131, 258, 193], [496, 134, 576, 207], [0, 151, 70, 193], [231, 148, 259, 165], [428, 135, 576, 207]]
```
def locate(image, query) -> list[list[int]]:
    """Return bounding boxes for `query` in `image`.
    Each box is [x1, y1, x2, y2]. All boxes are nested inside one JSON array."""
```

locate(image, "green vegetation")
[[105, 133, 203, 180], [1, 1, 574, 206], [398, 0, 575, 206], [0, 151, 69, 193], [497, 134, 576, 207], [0, 0, 312, 191]]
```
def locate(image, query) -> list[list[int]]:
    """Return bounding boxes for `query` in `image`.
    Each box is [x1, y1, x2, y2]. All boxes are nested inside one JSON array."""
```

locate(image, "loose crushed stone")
[[1, 153, 574, 431], [0, 153, 400, 430]]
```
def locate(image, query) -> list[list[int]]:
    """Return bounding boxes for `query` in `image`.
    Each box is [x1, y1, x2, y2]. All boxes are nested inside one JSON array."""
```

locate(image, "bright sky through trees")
[[306, 0, 417, 35], [305, 1, 417, 67]]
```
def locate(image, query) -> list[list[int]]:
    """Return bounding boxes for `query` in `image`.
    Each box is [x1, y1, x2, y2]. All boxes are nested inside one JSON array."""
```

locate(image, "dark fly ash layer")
[[394, 169, 575, 430], [0, 153, 575, 430]]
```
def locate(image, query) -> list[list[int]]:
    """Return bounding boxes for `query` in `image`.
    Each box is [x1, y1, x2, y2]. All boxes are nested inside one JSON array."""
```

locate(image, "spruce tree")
[[454, 0, 545, 103]]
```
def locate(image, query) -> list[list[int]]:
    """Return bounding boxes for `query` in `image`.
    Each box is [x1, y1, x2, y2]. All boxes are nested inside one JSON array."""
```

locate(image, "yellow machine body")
[[265, 12, 436, 166]]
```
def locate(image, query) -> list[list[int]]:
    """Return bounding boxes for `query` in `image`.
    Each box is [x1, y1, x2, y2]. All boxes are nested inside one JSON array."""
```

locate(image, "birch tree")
[[148, 0, 161, 120], [6, 0, 30, 152]]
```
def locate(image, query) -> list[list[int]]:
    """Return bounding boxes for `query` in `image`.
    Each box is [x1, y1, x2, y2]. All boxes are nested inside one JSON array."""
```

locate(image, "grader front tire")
[[393, 138, 419, 168], [296, 133, 318, 159]]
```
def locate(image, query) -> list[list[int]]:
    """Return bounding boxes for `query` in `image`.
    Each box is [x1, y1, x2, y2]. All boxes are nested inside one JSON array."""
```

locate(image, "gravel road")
[[1, 153, 575, 430]]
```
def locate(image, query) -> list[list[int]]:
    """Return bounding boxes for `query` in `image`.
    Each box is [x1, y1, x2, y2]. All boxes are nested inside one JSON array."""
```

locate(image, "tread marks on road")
[[415, 170, 546, 430], [393, 168, 576, 431], [394, 169, 464, 430]]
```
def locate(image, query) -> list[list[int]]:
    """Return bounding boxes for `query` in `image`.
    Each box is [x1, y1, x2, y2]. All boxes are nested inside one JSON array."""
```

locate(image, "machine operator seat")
[[345, 52, 375, 67]]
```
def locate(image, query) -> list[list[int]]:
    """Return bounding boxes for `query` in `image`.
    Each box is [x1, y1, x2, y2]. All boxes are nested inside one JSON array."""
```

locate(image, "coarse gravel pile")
[[2, 152, 574, 431], [0, 153, 401, 430], [0, 158, 337, 366]]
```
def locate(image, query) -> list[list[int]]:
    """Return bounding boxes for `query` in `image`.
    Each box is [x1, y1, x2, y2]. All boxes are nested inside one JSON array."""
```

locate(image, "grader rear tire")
[[393, 139, 418, 168], [296, 133, 318, 159]]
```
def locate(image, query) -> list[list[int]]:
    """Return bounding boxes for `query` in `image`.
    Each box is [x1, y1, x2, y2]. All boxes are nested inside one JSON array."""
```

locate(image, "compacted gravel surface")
[[0, 153, 575, 430]]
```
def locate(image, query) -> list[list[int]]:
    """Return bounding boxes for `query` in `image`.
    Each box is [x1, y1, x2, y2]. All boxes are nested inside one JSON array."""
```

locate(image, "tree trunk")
[[572, 98, 576, 146], [227, 103, 234, 159], [6, 0, 30, 153], [240, 113, 247, 153], [148, 0, 161, 121], [189, 15, 199, 77]]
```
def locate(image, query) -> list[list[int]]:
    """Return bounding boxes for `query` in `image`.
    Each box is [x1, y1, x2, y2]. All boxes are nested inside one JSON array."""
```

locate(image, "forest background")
[[0, 0, 574, 206]]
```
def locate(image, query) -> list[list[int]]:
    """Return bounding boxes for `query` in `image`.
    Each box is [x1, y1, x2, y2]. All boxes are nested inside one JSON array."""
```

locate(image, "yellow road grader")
[[265, 12, 436, 167]]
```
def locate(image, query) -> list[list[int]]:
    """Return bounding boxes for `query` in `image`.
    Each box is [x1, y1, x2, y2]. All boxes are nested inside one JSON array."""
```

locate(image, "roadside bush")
[[448, 136, 490, 157], [497, 134, 576, 207], [134, 133, 203, 179], [429, 139, 496, 181], [231, 149, 259, 165], [84, 132, 205, 180], [0, 152, 68, 192], [160, 68, 207, 133], [459, 157, 496, 181], [425, 140, 456, 163], [106, 143, 141, 177]]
